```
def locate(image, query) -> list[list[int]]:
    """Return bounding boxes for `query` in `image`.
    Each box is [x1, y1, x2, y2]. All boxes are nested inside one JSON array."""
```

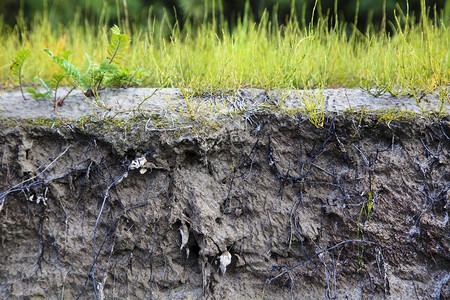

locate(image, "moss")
[[0, 117, 18, 131], [0, 117, 64, 131], [280, 107, 302, 115], [25, 117, 63, 127], [377, 109, 415, 125]]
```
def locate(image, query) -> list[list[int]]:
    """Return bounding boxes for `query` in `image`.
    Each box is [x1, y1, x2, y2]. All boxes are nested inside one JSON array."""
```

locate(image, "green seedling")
[[43, 25, 132, 102], [6, 25, 148, 122], [25, 51, 72, 106], [10, 49, 31, 100], [297, 87, 325, 128], [176, 91, 215, 121], [11, 25, 147, 112]]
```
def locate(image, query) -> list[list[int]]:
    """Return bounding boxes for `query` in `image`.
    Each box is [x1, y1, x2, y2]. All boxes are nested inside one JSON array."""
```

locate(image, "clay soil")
[[0, 90, 449, 299]]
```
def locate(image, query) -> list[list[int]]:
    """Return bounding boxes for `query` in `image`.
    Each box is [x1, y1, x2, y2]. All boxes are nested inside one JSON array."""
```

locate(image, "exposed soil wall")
[[0, 112, 449, 299]]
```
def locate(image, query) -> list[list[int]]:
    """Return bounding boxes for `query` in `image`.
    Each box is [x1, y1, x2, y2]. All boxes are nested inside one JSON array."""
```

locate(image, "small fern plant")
[[16, 25, 145, 108], [25, 50, 71, 105], [44, 25, 134, 103], [10, 49, 31, 100]]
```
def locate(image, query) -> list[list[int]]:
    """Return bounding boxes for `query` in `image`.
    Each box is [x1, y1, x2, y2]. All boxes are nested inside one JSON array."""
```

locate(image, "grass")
[[0, 1, 449, 106], [296, 87, 325, 128]]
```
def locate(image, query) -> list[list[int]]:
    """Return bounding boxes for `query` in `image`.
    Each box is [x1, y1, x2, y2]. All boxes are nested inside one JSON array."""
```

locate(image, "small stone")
[[219, 251, 232, 275]]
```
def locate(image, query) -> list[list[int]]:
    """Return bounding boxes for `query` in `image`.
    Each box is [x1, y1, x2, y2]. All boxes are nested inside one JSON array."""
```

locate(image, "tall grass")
[[0, 0, 448, 97]]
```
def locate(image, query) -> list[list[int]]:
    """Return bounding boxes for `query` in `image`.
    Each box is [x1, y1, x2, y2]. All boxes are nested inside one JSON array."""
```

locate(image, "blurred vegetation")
[[0, 0, 448, 106], [1, 0, 449, 33]]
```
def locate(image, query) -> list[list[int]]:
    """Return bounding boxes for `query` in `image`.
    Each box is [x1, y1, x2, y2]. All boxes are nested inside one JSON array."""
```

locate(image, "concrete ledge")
[[1, 87, 448, 119]]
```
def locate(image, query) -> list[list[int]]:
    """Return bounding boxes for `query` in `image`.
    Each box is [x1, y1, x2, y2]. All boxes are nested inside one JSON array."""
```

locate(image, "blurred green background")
[[1, 0, 449, 31]]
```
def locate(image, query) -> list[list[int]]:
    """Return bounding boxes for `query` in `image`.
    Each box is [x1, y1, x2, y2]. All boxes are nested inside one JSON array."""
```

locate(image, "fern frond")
[[44, 49, 87, 88], [99, 60, 120, 75], [106, 67, 148, 88], [107, 25, 130, 64], [83, 53, 95, 74], [25, 87, 52, 100], [10, 49, 31, 100], [10, 49, 31, 76], [51, 73, 66, 88]]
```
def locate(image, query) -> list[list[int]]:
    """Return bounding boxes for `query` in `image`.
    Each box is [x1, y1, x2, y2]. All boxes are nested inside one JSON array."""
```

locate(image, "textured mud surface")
[[0, 107, 449, 299]]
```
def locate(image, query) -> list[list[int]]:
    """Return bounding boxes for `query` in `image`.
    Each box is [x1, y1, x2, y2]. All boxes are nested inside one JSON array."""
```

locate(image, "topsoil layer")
[[0, 88, 449, 299]]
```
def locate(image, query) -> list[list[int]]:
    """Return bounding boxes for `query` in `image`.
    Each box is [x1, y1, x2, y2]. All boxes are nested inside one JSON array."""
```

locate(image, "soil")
[[0, 88, 449, 299]]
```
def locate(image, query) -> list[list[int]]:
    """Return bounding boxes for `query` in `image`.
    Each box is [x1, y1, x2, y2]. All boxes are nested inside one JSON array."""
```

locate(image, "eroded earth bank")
[[0, 95, 449, 299]]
